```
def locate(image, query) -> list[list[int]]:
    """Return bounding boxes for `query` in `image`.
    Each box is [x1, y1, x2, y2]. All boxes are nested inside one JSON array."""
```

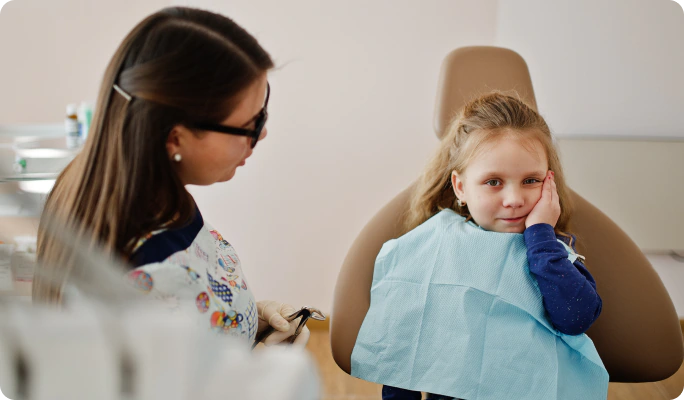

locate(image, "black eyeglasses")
[[190, 83, 270, 148]]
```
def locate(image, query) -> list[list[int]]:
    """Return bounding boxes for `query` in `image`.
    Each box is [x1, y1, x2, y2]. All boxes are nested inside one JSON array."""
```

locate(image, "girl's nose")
[[502, 188, 525, 208]]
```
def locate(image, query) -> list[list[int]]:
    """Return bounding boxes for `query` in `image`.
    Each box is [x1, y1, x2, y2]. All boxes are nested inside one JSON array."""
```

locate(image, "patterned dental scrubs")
[[127, 207, 258, 344]]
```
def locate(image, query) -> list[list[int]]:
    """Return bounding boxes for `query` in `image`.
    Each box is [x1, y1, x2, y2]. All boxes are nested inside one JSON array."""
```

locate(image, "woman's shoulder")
[[129, 209, 205, 268]]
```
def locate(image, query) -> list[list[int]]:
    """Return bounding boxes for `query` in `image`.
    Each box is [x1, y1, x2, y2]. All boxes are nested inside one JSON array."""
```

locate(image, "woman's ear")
[[451, 171, 466, 202], [166, 124, 192, 160]]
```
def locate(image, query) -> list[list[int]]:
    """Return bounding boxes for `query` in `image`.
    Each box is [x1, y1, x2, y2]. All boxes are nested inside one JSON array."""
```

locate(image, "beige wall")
[[1, 0, 682, 317], [0, 0, 499, 311], [0, 0, 172, 124], [557, 138, 684, 252], [177, 0, 500, 311], [495, 0, 684, 315]]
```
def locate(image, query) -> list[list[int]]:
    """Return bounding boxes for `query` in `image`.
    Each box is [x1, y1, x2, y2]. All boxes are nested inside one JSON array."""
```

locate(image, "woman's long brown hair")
[[34, 7, 273, 303]]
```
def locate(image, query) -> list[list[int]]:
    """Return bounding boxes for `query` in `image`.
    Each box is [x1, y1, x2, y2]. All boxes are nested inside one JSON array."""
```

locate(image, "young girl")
[[351, 93, 607, 400]]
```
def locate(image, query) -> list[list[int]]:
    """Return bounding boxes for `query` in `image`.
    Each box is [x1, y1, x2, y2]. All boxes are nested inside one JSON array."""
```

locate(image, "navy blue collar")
[[129, 207, 204, 268]]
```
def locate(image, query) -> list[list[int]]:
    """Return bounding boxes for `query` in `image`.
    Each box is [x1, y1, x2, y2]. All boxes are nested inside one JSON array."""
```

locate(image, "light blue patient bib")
[[351, 209, 608, 400]]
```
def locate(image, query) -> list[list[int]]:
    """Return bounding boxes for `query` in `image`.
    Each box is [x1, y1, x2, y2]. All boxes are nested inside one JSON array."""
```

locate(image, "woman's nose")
[[258, 127, 268, 142]]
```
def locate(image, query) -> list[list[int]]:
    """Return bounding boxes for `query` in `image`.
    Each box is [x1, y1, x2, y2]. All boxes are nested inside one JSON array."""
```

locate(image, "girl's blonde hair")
[[405, 92, 574, 242]]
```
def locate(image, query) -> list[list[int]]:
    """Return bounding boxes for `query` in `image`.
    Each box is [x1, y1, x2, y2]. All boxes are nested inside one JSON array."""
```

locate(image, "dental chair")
[[331, 46, 684, 383]]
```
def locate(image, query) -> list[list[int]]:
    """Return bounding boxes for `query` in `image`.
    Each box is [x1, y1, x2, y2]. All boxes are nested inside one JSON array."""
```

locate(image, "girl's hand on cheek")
[[525, 171, 560, 229]]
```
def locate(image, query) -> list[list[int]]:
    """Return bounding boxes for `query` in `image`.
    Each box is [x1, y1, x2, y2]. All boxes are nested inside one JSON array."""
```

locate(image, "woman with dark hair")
[[34, 7, 306, 345]]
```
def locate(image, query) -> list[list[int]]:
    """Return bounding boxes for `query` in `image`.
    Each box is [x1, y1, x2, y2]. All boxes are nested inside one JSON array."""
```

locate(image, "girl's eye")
[[485, 180, 501, 187], [524, 178, 541, 184]]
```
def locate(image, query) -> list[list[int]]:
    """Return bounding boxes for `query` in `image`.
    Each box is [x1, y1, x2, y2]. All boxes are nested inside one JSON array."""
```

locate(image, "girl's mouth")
[[501, 216, 525, 223]]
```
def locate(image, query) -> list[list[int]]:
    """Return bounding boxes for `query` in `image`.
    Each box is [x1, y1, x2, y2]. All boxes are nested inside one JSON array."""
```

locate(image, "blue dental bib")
[[351, 209, 608, 400]]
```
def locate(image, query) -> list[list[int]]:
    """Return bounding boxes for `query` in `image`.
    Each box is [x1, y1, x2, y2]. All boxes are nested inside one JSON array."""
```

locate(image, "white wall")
[[496, 0, 684, 138], [0, 0, 499, 311]]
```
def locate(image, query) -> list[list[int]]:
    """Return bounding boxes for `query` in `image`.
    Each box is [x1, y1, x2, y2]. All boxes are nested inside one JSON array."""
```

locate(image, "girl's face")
[[451, 133, 548, 233], [167, 75, 269, 186]]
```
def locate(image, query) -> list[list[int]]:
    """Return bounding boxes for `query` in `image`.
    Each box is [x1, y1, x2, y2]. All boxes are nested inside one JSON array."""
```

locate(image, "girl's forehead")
[[467, 135, 548, 173], [483, 134, 545, 157]]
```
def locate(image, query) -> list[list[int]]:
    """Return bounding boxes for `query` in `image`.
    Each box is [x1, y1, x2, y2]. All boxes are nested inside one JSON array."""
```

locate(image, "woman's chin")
[[213, 169, 237, 183]]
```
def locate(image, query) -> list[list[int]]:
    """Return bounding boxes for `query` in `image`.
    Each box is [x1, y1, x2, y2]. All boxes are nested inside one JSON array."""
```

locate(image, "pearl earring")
[[173, 153, 182, 162]]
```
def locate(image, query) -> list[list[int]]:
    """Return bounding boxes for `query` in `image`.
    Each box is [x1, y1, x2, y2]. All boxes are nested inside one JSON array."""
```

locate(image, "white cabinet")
[[0, 124, 77, 299]]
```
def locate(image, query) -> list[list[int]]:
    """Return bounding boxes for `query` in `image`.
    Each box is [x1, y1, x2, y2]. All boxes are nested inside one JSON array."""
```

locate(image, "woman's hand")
[[525, 171, 561, 229], [256, 300, 310, 347]]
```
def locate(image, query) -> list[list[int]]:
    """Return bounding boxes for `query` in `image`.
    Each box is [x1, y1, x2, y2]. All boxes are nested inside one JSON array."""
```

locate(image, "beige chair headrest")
[[433, 46, 538, 139]]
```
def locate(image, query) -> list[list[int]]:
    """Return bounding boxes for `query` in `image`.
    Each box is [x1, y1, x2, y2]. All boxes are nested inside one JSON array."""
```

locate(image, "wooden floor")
[[304, 328, 684, 400]]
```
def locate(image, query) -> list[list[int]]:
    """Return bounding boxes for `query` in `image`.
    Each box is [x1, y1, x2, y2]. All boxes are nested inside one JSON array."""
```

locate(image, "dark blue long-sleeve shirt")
[[523, 223, 602, 335]]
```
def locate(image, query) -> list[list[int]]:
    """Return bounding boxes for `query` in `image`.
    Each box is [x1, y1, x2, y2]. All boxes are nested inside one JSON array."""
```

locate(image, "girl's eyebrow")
[[525, 170, 548, 177], [479, 170, 547, 179]]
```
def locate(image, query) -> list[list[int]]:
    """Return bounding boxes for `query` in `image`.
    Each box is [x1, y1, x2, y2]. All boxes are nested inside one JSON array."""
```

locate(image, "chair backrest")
[[434, 46, 537, 138], [331, 46, 683, 382]]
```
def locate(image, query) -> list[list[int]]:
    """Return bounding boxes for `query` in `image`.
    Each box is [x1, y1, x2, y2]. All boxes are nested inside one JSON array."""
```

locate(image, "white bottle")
[[65, 103, 80, 149]]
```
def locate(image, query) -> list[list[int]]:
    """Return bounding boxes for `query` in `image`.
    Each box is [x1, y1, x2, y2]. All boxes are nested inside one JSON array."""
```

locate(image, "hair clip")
[[113, 83, 132, 102]]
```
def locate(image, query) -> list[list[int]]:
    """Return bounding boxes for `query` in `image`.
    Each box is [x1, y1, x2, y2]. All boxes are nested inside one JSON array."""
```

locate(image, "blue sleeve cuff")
[[523, 223, 557, 246]]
